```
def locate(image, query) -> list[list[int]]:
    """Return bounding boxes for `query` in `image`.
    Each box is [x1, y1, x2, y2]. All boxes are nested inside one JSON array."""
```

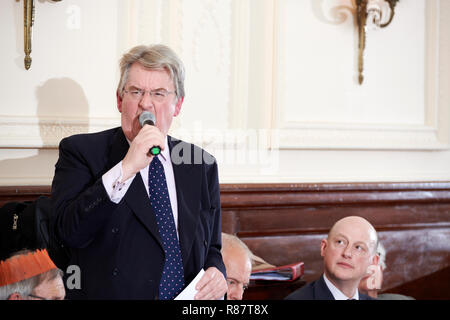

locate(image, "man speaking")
[[51, 44, 227, 300]]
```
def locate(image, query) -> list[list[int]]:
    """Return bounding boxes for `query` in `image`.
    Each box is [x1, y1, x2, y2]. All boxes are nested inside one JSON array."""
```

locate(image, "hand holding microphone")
[[121, 111, 164, 181], [139, 111, 161, 156]]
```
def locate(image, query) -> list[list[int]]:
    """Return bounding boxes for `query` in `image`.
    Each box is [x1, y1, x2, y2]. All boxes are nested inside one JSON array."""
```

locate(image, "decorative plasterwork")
[[3, 0, 448, 152], [272, 0, 448, 151], [0, 116, 119, 148]]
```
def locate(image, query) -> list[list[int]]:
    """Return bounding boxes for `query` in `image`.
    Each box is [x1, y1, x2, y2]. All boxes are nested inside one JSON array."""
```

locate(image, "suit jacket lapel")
[[106, 128, 129, 171], [124, 173, 163, 249], [107, 127, 163, 250], [105, 132, 203, 258], [168, 136, 201, 268], [316, 275, 336, 300]]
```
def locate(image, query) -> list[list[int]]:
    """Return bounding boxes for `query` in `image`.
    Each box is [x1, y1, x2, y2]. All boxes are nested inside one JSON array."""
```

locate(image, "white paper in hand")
[[174, 269, 205, 300]]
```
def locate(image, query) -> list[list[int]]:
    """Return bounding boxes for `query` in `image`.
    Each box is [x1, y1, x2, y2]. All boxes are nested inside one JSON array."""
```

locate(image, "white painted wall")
[[0, 0, 449, 185]]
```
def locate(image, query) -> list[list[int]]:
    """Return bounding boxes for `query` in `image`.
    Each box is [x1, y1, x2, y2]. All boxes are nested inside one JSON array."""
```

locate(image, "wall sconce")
[[21, 0, 62, 70], [356, 0, 400, 84]]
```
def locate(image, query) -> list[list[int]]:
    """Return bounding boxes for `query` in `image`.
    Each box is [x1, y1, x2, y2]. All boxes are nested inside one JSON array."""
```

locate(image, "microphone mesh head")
[[139, 111, 156, 127]]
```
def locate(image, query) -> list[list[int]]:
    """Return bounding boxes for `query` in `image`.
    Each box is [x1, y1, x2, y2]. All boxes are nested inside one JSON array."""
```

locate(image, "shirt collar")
[[159, 136, 169, 162], [323, 273, 359, 300]]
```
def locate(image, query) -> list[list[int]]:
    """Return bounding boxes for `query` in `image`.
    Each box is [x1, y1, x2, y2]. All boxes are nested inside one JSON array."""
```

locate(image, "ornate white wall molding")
[[278, 123, 446, 150], [3, 0, 447, 153], [0, 116, 120, 148], [272, 0, 448, 151]]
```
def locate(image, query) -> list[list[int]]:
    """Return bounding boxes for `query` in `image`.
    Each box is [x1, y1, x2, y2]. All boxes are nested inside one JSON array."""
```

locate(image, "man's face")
[[31, 275, 66, 300], [117, 62, 183, 141], [223, 247, 252, 300], [321, 217, 378, 287]]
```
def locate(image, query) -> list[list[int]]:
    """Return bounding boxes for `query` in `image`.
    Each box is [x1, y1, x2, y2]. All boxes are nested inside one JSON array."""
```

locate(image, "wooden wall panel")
[[0, 186, 51, 207], [220, 182, 450, 299]]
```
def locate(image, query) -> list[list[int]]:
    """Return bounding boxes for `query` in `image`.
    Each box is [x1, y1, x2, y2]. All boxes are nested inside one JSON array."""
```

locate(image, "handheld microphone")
[[138, 111, 161, 156]]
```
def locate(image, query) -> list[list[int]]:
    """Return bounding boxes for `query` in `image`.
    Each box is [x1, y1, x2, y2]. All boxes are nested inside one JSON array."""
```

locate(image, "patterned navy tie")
[[148, 156, 185, 300]]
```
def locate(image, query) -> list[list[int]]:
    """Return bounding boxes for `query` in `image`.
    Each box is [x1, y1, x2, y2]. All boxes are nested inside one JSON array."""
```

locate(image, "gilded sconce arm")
[[21, 0, 62, 70], [23, 0, 34, 70], [380, 0, 400, 28], [356, 0, 367, 85], [356, 0, 400, 84]]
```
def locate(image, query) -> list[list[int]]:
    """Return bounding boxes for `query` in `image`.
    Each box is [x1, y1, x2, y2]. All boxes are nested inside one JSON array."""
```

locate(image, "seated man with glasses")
[[0, 249, 65, 300], [285, 216, 379, 300]]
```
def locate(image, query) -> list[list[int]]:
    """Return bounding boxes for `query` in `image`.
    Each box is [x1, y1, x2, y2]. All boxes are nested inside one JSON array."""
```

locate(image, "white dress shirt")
[[323, 273, 359, 300], [102, 137, 179, 232]]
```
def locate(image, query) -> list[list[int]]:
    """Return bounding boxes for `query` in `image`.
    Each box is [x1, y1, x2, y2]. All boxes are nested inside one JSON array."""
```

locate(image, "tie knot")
[[151, 156, 162, 168], [149, 156, 165, 179]]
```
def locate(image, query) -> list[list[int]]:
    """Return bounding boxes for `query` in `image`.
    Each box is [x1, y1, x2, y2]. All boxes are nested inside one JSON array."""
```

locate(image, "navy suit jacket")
[[285, 275, 375, 300], [51, 127, 225, 299]]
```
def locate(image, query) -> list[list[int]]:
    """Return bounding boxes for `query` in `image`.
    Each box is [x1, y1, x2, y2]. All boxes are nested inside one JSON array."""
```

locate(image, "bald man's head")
[[320, 216, 379, 297], [328, 216, 378, 254]]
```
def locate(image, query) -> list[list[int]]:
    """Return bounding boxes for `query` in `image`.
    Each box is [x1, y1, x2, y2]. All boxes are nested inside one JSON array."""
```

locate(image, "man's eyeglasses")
[[123, 88, 176, 103], [226, 278, 249, 291]]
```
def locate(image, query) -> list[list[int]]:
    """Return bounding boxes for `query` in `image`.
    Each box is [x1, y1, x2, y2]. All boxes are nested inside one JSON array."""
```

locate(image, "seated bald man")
[[285, 216, 379, 300]]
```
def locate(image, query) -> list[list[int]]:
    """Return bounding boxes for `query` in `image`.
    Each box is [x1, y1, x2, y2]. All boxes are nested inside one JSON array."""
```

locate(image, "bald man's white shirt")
[[323, 273, 359, 300]]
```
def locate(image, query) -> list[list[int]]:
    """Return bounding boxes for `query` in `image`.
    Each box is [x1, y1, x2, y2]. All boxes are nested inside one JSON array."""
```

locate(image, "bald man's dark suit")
[[51, 127, 225, 299], [285, 275, 375, 300]]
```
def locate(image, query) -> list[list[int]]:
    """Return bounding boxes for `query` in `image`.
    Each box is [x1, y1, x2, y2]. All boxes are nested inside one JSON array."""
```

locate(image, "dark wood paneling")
[[387, 266, 450, 300], [1, 183, 449, 299], [244, 278, 306, 300], [220, 182, 450, 299], [0, 186, 51, 207]]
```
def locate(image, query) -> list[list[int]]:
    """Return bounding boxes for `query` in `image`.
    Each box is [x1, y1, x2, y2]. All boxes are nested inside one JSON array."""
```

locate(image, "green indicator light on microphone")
[[150, 146, 161, 156]]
